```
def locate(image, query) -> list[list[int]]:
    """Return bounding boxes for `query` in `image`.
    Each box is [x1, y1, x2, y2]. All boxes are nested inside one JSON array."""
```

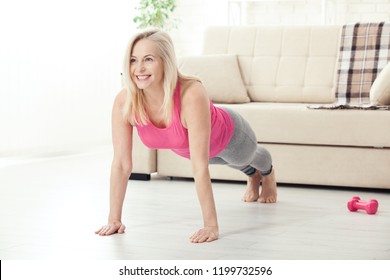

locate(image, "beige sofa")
[[132, 25, 390, 189]]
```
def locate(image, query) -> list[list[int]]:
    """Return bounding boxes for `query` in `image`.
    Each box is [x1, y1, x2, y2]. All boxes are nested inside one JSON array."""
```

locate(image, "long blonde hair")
[[122, 29, 198, 126]]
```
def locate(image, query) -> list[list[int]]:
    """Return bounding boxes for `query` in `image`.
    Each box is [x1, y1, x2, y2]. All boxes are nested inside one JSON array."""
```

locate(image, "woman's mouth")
[[136, 75, 151, 81]]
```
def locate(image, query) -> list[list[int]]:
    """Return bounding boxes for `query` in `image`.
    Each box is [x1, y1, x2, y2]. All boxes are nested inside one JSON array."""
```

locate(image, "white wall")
[[344, 0, 390, 22], [0, 0, 137, 156], [240, 0, 390, 26], [172, 0, 390, 56], [171, 0, 229, 56]]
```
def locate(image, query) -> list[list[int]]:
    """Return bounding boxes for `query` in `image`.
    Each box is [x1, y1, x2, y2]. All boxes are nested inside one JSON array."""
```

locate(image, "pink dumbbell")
[[347, 196, 378, 215]]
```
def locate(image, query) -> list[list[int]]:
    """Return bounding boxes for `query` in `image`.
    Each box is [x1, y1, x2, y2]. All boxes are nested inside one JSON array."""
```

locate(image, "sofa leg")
[[129, 173, 151, 181]]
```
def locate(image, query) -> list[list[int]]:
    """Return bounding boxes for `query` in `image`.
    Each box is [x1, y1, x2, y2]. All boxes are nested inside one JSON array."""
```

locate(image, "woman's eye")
[[130, 58, 136, 64], [145, 57, 153, 63]]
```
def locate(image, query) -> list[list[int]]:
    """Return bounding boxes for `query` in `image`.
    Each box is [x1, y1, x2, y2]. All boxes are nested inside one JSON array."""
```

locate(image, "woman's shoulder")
[[180, 80, 210, 117], [180, 79, 207, 101], [112, 88, 129, 120], [114, 88, 127, 106]]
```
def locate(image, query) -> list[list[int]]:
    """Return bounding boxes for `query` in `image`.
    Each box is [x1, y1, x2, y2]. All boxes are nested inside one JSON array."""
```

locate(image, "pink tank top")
[[135, 82, 234, 159]]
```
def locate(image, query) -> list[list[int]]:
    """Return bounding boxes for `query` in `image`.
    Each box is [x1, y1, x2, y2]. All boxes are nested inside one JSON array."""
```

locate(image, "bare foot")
[[242, 170, 262, 202], [258, 168, 277, 203]]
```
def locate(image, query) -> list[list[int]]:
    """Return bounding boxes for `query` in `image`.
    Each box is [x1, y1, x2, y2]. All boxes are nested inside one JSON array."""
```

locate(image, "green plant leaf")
[[133, 0, 177, 30]]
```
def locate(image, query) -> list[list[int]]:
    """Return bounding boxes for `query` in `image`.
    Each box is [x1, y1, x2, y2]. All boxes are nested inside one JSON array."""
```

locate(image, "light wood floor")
[[0, 148, 389, 260]]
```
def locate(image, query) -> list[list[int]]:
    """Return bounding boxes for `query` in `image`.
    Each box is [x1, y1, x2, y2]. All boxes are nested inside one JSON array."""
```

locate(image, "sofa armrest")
[[370, 62, 390, 105], [131, 131, 157, 179]]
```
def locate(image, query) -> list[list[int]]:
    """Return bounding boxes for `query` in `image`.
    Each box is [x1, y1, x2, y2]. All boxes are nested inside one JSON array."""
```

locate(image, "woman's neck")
[[143, 88, 165, 109]]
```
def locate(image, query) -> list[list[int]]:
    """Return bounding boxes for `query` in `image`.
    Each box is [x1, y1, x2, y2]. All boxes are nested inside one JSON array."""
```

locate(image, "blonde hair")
[[122, 29, 198, 126]]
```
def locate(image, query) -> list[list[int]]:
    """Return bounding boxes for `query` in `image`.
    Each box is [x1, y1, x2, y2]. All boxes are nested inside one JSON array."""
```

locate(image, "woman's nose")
[[131, 61, 145, 72], [136, 62, 145, 72]]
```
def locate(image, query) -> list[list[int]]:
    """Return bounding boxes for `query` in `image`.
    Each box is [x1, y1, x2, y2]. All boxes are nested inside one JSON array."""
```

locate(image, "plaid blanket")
[[335, 22, 390, 105]]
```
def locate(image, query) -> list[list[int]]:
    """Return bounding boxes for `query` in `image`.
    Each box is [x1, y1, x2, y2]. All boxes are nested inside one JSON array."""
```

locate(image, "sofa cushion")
[[178, 54, 250, 103], [203, 26, 340, 104], [218, 103, 390, 148], [370, 62, 390, 105]]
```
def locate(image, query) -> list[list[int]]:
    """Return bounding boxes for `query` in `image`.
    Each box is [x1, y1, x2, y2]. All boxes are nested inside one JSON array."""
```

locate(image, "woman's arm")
[[95, 89, 133, 236], [181, 82, 219, 243]]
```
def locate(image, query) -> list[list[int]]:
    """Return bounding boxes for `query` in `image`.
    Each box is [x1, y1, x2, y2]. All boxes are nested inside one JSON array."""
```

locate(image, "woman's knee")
[[253, 145, 273, 172]]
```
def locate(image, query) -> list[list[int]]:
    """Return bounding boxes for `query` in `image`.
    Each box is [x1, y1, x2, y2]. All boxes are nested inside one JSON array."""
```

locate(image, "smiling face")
[[130, 38, 164, 92]]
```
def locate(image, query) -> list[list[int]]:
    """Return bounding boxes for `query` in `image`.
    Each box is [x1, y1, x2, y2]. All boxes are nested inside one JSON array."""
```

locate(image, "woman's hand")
[[95, 220, 126, 236], [190, 226, 219, 243]]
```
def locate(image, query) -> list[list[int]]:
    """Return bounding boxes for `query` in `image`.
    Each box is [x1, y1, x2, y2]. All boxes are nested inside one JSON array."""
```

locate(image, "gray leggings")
[[209, 108, 273, 176]]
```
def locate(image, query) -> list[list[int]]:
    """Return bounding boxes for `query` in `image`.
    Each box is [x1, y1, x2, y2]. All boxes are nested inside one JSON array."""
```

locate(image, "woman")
[[95, 30, 277, 243]]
